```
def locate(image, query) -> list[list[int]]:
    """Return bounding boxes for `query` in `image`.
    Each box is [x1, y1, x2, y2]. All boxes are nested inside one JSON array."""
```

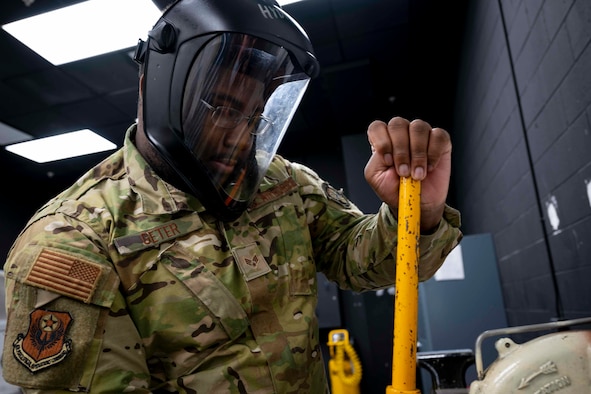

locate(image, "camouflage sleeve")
[[287, 160, 462, 292], [381, 203, 463, 281], [2, 214, 151, 393]]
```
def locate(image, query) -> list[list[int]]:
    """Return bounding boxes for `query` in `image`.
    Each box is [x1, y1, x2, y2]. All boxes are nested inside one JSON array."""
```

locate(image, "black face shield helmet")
[[134, 0, 319, 221]]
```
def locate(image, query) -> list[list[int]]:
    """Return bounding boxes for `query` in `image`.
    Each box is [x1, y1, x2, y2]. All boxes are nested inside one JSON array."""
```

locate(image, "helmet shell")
[[136, 0, 319, 221]]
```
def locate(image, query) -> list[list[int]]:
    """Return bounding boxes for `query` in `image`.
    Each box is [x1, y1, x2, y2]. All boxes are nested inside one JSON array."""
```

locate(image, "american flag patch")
[[25, 248, 102, 304]]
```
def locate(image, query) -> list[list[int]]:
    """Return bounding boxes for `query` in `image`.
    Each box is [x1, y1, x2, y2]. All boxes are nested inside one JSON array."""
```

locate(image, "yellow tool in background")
[[328, 329, 363, 394], [387, 176, 421, 394]]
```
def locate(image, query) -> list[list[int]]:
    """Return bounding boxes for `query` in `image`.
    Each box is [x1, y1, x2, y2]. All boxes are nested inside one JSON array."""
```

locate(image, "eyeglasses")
[[201, 99, 273, 135]]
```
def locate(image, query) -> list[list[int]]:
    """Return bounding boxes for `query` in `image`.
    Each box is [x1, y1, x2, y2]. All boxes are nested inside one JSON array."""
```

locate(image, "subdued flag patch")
[[25, 248, 102, 303]]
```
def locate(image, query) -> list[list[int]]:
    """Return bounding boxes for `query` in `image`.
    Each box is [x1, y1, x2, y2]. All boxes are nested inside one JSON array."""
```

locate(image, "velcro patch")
[[13, 309, 73, 373], [323, 182, 351, 208], [249, 177, 298, 210], [113, 215, 204, 254], [25, 248, 103, 304], [232, 243, 271, 281]]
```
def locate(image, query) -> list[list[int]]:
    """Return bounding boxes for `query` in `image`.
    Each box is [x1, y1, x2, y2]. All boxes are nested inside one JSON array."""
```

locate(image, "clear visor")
[[181, 33, 310, 206]]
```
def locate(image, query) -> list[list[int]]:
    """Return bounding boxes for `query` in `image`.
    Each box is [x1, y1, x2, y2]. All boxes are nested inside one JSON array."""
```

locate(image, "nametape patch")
[[25, 248, 103, 304], [114, 216, 203, 254]]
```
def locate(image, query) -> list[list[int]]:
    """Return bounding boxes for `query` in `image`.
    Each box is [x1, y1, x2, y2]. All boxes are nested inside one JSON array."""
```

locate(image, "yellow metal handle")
[[387, 177, 421, 394]]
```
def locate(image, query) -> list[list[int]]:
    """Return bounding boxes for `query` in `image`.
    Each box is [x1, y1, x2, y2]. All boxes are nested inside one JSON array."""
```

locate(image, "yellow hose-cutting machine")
[[328, 328, 362, 394]]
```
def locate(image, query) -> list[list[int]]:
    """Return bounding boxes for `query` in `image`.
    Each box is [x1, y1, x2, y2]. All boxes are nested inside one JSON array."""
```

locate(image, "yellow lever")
[[387, 176, 421, 394]]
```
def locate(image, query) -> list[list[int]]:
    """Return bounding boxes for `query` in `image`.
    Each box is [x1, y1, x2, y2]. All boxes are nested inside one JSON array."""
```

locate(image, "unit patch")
[[323, 183, 351, 208], [13, 309, 73, 372]]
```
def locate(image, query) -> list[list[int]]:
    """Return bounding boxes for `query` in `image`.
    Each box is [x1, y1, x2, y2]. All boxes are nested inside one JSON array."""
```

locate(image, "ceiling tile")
[[62, 50, 139, 95], [333, 0, 409, 39], [61, 97, 132, 129], [5, 68, 94, 106], [0, 121, 32, 146]]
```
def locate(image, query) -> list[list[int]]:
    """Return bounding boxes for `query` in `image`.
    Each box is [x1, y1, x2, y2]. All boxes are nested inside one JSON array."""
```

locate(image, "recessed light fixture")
[[5, 129, 117, 163], [2, 0, 161, 65], [277, 0, 306, 5]]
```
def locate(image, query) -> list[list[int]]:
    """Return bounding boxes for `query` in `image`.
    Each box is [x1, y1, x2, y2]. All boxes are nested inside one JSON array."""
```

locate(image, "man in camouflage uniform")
[[2, 0, 462, 392]]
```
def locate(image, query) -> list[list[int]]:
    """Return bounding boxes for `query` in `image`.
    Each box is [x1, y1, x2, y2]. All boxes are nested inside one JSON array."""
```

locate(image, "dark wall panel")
[[453, 0, 591, 327]]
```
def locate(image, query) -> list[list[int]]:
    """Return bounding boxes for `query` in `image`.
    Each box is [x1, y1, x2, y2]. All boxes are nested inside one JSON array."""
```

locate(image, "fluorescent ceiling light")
[[5, 129, 117, 163], [2, 0, 161, 65], [277, 0, 306, 4]]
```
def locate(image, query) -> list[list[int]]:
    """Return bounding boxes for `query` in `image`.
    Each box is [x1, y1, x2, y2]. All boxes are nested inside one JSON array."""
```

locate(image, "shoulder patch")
[[13, 309, 73, 373], [25, 248, 103, 304], [322, 183, 351, 208]]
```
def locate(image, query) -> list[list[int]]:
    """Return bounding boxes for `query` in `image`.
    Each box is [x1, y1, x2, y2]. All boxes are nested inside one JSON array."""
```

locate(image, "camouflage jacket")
[[2, 125, 462, 393]]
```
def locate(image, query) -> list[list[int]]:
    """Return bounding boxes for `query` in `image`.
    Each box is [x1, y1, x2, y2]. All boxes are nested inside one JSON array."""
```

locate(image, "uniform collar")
[[123, 124, 206, 215]]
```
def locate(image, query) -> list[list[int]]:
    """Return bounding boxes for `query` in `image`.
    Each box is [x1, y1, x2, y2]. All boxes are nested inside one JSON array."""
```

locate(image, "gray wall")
[[452, 0, 591, 329]]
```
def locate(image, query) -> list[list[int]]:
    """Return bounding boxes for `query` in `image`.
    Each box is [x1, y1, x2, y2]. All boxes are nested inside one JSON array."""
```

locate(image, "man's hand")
[[364, 117, 452, 232]]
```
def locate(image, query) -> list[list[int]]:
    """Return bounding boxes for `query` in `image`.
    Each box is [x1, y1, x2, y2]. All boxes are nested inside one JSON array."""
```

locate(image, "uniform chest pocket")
[[160, 247, 249, 339], [246, 189, 316, 297], [126, 243, 249, 378]]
